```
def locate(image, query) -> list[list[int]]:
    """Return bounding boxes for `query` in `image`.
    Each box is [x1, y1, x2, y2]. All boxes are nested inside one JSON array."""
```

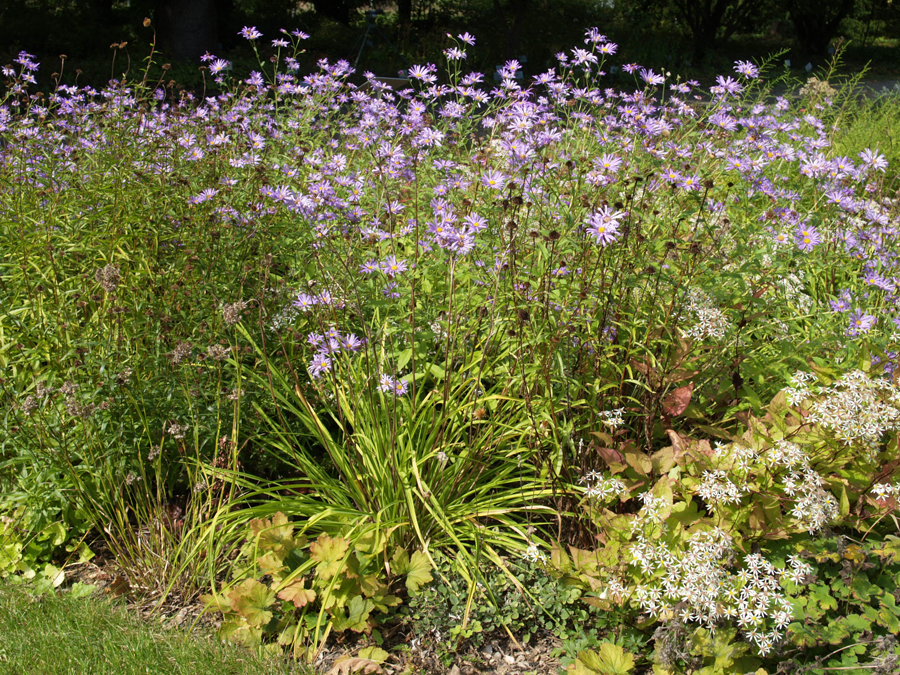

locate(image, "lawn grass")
[[0, 580, 308, 675]]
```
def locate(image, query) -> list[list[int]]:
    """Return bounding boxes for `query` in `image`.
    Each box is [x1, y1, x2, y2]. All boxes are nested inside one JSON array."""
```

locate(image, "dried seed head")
[[148, 445, 161, 461], [223, 300, 248, 326], [35, 381, 54, 398], [66, 398, 96, 418], [21, 395, 39, 416], [166, 421, 188, 439], [59, 380, 78, 396], [95, 264, 121, 293], [115, 368, 133, 385], [207, 344, 230, 362], [170, 341, 192, 365]]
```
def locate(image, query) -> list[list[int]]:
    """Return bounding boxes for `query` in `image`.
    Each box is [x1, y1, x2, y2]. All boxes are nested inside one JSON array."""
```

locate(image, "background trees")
[[1, 0, 898, 86]]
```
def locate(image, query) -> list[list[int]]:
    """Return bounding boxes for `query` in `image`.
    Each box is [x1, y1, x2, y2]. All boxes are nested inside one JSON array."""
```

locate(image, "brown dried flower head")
[[166, 421, 188, 439], [170, 341, 192, 365], [223, 300, 248, 326], [20, 395, 39, 416], [95, 263, 121, 293], [207, 344, 230, 362]]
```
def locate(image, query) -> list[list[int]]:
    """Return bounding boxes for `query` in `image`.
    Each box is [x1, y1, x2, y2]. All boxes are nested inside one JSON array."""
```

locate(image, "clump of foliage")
[[2, 18, 900, 668], [204, 512, 432, 661], [547, 363, 900, 671]]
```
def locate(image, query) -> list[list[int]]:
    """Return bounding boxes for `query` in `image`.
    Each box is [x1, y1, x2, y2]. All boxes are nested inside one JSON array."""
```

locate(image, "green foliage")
[[204, 512, 431, 662], [405, 550, 647, 667], [0, 510, 93, 579]]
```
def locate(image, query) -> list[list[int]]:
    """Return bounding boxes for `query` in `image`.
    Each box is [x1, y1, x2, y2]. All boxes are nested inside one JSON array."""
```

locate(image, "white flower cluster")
[[807, 369, 900, 446], [783, 370, 816, 406], [871, 482, 900, 501], [600, 407, 625, 429], [711, 440, 838, 534], [579, 470, 627, 501], [680, 288, 730, 341], [522, 543, 548, 564], [765, 439, 809, 469], [784, 469, 840, 533], [632, 528, 809, 656], [696, 469, 746, 506]]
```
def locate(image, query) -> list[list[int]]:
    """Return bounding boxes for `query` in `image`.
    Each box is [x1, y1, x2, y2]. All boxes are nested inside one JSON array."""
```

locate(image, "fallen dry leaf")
[[327, 657, 384, 675]]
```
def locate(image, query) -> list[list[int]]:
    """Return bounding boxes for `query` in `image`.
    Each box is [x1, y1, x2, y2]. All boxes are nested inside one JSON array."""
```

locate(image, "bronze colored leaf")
[[662, 382, 694, 417], [277, 579, 316, 608]]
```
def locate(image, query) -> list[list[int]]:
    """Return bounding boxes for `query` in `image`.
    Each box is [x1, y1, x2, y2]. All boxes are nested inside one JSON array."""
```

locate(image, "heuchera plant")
[[203, 512, 433, 661]]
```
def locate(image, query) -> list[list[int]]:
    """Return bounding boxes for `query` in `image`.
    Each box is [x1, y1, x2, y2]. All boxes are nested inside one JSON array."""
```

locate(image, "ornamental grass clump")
[[1, 21, 900, 667]]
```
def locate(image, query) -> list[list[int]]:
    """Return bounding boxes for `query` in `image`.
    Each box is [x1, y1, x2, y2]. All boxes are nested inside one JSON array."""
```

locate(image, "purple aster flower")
[[586, 206, 625, 247], [482, 169, 507, 190], [188, 188, 218, 205], [711, 76, 743, 97], [458, 32, 476, 45], [239, 26, 262, 40], [209, 59, 230, 74], [359, 260, 379, 275], [734, 60, 759, 78], [795, 226, 822, 252], [308, 353, 331, 379], [847, 311, 876, 337], [381, 255, 408, 278], [677, 174, 701, 191], [341, 334, 364, 351], [594, 153, 622, 172], [859, 148, 888, 172], [463, 213, 488, 231], [378, 374, 407, 395], [293, 293, 318, 311], [640, 68, 664, 86]]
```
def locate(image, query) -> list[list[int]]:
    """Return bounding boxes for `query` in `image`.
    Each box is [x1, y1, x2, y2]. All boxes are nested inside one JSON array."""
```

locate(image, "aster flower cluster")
[[711, 438, 840, 534], [600, 408, 625, 429], [680, 289, 730, 341], [792, 369, 900, 447], [306, 328, 365, 379], [632, 528, 809, 655], [579, 470, 626, 501], [695, 470, 745, 506]]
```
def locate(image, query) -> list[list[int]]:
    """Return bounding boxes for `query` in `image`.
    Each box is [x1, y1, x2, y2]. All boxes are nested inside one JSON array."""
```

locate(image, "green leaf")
[[871, 535, 900, 564], [278, 579, 317, 608], [249, 512, 297, 555], [310, 534, 350, 580], [358, 646, 388, 664], [228, 579, 276, 628], [574, 642, 635, 674], [404, 551, 433, 594], [396, 348, 413, 371], [336, 594, 374, 632]]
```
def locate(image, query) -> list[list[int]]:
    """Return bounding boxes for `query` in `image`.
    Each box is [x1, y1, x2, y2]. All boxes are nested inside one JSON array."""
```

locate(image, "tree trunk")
[[789, 0, 856, 54], [397, 0, 413, 25], [309, 0, 354, 25], [156, 0, 218, 63], [492, 0, 530, 61]]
